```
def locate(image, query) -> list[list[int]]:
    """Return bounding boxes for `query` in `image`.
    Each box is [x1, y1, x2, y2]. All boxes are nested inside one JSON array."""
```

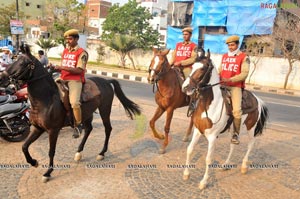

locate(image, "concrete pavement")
[[0, 97, 299, 199]]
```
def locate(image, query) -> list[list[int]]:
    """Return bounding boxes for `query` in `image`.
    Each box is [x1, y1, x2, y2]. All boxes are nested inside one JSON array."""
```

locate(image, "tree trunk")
[[127, 51, 136, 70], [248, 59, 258, 84], [283, 58, 293, 89], [120, 53, 126, 68]]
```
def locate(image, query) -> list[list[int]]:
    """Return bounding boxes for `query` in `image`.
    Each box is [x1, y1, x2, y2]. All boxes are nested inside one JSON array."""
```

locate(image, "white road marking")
[[266, 101, 300, 108]]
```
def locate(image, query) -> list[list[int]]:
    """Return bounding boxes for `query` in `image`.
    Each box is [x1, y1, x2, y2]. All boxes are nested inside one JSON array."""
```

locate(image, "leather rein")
[[187, 64, 224, 124]]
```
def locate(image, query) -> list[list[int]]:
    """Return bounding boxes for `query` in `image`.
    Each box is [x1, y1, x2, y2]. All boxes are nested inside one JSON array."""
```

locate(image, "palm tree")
[[35, 38, 58, 55], [106, 34, 138, 69]]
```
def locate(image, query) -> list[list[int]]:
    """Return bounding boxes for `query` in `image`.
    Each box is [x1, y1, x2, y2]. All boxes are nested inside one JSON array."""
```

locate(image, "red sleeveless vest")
[[220, 52, 246, 88], [175, 42, 197, 68], [61, 48, 85, 83]]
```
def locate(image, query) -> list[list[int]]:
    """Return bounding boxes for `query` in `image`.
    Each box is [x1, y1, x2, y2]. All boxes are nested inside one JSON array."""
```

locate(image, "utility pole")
[[16, 0, 19, 53]]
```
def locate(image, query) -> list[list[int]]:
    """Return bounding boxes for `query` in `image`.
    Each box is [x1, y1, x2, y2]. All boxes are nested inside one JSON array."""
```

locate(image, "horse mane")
[[19, 43, 58, 90]]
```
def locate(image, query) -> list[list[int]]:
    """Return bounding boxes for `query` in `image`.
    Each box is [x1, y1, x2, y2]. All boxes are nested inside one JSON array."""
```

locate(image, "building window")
[[25, 2, 30, 6], [37, 5, 41, 9]]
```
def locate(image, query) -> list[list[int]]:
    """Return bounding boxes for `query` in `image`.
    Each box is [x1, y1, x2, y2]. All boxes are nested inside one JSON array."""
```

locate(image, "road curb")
[[86, 68, 300, 97], [87, 69, 148, 83]]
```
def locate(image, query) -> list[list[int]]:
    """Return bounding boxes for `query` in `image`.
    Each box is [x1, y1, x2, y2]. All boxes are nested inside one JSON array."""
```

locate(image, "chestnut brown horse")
[[147, 48, 193, 154], [0, 44, 141, 182]]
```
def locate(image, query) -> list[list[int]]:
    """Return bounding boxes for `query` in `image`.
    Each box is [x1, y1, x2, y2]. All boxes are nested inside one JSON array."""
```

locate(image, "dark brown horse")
[[147, 48, 193, 154], [0, 44, 141, 182]]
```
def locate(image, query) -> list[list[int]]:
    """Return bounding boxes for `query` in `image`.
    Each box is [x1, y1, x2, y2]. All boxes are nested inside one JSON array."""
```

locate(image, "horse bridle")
[[8, 55, 36, 82], [187, 63, 224, 124], [8, 55, 49, 84], [148, 57, 169, 82], [188, 63, 214, 92]]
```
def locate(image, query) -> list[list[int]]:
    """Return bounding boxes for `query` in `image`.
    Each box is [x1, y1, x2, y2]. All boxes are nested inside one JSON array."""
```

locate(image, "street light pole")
[[16, 0, 19, 53]]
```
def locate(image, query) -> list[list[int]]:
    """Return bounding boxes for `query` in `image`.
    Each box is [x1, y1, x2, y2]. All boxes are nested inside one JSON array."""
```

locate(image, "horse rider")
[[219, 35, 250, 145], [54, 29, 88, 138], [169, 27, 197, 79]]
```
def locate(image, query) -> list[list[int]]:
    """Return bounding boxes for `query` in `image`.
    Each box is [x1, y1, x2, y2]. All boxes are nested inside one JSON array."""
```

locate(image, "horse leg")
[[222, 143, 236, 170], [97, 106, 112, 161], [150, 106, 165, 140], [199, 135, 217, 190], [22, 126, 44, 167], [159, 108, 174, 154], [241, 129, 256, 174], [183, 128, 202, 181], [42, 129, 60, 183], [182, 117, 194, 142], [74, 117, 93, 162]]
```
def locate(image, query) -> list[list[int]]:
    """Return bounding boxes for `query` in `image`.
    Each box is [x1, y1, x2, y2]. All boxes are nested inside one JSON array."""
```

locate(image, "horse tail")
[[108, 79, 141, 119], [254, 98, 269, 137]]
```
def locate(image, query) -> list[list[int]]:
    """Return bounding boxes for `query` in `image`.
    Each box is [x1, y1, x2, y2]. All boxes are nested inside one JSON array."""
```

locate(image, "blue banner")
[[226, 0, 278, 35], [203, 34, 244, 54], [192, 0, 227, 26], [166, 26, 199, 49]]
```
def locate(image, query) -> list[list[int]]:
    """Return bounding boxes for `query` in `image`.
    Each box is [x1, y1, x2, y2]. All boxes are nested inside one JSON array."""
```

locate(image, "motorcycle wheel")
[[1, 116, 30, 142]]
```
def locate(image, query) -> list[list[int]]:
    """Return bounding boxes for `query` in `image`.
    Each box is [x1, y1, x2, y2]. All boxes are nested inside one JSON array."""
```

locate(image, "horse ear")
[[207, 49, 210, 60], [198, 47, 205, 58], [152, 47, 158, 54], [20, 43, 32, 56], [161, 49, 170, 56]]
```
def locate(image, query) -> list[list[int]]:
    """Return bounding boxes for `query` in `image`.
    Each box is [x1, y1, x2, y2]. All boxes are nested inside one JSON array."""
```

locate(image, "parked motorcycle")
[[0, 94, 30, 142], [0, 80, 30, 142]]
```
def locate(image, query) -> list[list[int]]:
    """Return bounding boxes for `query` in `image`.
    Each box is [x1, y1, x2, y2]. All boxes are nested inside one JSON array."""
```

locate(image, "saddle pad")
[[81, 79, 101, 102], [56, 79, 101, 103], [221, 88, 258, 115]]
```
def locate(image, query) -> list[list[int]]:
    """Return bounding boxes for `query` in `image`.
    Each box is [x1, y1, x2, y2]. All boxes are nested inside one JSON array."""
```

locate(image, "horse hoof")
[[158, 148, 166, 154], [199, 182, 207, 190], [241, 167, 248, 174], [74, 152, 82, 162], [183, 174, 190, 181], [182, 136, 189, 142], [96, 155, 104, 161], [42, 176, 50, 183], [33, 159, 39, 168]]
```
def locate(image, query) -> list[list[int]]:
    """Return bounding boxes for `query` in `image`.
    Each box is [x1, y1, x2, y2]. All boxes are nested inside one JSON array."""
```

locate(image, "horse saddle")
[[172, 67, 185, 87], [56, 79, 101, 105], [221, 87, 258, 115]]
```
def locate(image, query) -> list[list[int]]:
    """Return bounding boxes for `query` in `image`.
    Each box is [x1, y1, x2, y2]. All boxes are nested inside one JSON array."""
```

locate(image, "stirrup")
[[231, 134, 240, 145]]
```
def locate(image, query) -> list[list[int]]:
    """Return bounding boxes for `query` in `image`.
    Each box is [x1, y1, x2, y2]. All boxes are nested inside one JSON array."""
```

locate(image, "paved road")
[[102, 76, 300, 132], [0, 75, 299, 199]]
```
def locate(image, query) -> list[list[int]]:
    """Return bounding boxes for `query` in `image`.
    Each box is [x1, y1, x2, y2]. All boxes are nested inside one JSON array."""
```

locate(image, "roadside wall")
[[46, 43, 300, 90]]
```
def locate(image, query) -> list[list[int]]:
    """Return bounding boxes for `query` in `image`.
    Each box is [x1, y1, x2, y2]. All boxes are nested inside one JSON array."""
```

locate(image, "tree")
[[106, 34, 138, 68], [272, 9, 300, 89], [44, 0, 86, 46], [35, 38, 58, 54], [101, 0, 160, 50], [0, 3, 26, 37], [96, 44, 106, 63], [244, 36, 271, 84]]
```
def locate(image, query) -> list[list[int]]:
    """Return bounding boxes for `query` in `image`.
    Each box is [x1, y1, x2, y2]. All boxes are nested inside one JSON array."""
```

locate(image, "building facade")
[[86, 0, 112, 38]]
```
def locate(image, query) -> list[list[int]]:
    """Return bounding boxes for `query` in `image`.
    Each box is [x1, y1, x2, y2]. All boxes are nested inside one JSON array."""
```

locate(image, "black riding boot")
[[72, 107, 82, 139], [231, 118, 241, 145]]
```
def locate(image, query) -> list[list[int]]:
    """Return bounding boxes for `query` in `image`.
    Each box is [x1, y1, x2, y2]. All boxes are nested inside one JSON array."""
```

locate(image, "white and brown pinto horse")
[[181, 52, 268, 190]]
